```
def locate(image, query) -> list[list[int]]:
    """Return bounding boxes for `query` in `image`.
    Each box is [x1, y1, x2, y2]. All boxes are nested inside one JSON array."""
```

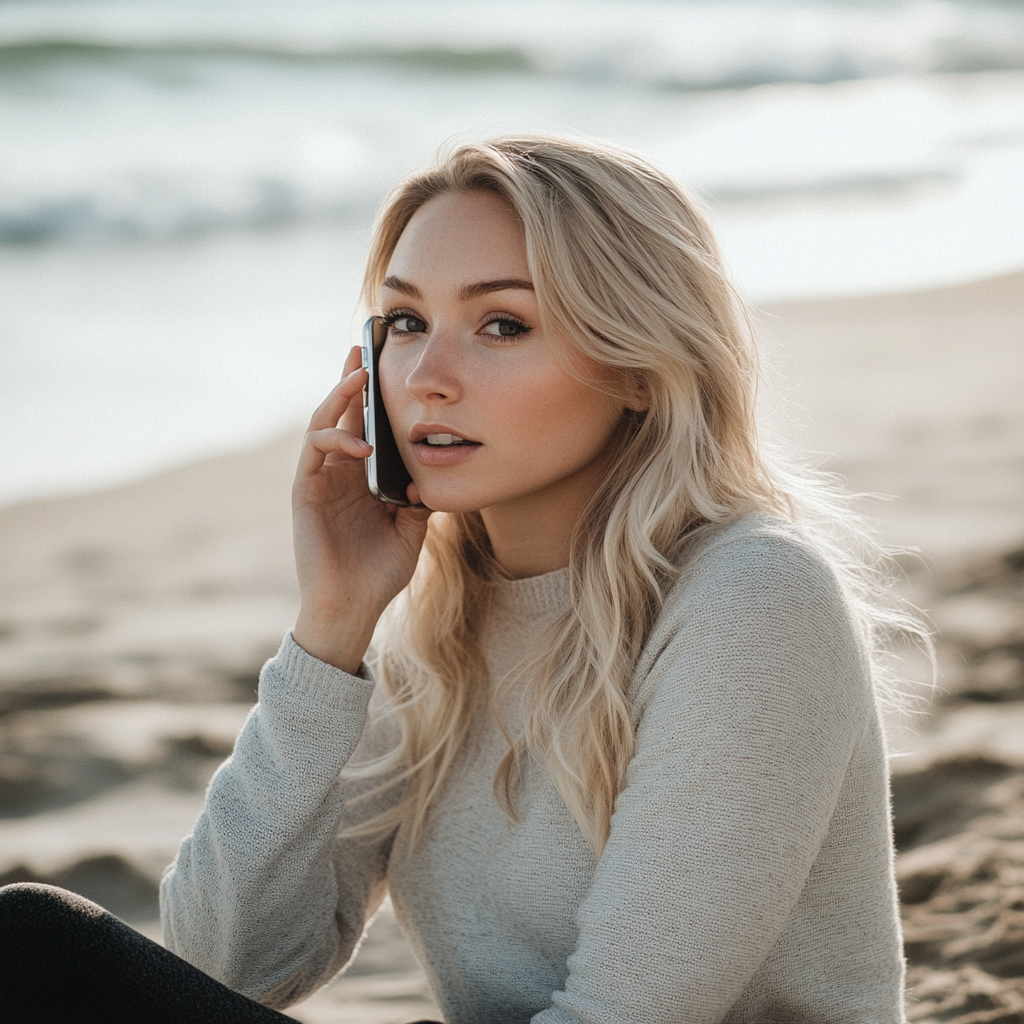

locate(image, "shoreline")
[[4, 267, 1021, 544]]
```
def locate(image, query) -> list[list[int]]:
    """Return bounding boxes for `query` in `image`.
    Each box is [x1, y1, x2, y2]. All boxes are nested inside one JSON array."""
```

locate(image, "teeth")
[[425, 433, 464, 446]]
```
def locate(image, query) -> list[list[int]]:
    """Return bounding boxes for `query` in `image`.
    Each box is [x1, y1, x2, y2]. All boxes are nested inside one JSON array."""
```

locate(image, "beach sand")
[[1, 272, 1022, 1022]]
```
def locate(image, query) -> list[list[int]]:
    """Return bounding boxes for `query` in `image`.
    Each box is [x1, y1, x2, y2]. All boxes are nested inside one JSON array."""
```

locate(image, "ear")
[[623, 373, 650, 414]]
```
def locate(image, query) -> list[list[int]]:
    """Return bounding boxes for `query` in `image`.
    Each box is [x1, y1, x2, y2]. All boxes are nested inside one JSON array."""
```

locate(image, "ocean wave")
[[0, 177, 371, 245], [0, 166, 962, 245], [3, 0, 1024, 89], [706, 168, 962, 204], [2, 1, 1022, 246], [0, 40, 537, 76]]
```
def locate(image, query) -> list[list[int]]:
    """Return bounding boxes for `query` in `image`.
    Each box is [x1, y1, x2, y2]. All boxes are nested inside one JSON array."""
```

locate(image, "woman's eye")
[[387, 315, 427, 334], [482, 318, 529, 338]]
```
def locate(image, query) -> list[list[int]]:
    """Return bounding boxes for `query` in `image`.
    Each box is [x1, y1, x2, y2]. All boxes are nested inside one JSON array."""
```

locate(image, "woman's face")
[[378, 190, 626, 517]]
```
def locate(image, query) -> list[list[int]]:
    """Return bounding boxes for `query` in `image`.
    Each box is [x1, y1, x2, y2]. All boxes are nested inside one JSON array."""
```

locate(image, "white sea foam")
[[3, 0, 1024, 82], [2, 0, 1024, 243]]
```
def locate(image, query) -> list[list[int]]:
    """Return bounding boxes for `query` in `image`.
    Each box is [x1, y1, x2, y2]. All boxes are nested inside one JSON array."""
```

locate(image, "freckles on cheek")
[[510, 364, 578, 417], [377, 352, 406, 416]]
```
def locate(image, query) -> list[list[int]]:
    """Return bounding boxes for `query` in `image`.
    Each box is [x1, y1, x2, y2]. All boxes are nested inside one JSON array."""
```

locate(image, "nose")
[[404, 326, 463, 404]]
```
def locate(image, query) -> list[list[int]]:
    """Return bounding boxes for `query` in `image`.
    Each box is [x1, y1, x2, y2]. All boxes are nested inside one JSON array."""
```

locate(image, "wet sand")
[[1, 272, 1022, 1022]]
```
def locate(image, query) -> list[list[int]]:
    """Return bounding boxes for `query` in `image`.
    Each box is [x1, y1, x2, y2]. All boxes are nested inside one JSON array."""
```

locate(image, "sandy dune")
[[1, 272, 1023, 1022]]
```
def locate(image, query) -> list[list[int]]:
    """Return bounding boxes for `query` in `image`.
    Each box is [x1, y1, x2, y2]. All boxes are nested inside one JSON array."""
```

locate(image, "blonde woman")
[[0, 136, 916, 1023]]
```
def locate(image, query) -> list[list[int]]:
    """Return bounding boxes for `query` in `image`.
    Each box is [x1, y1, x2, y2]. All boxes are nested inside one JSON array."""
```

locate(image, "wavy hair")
[[343, 134, 927, 854]]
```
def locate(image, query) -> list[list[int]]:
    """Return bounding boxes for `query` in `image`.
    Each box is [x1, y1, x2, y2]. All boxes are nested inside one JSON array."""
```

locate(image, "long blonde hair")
[[345, 134, 924, 854]]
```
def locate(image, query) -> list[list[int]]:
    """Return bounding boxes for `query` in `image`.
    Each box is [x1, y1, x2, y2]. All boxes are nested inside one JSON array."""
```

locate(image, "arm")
[[160, 349, 431, 1005], [160, 634, 401, 1007], [534, 531, 874, 1024]]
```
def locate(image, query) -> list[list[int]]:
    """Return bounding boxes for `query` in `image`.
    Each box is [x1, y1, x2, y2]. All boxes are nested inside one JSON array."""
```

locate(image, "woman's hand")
[[291, 346, 432, 673]]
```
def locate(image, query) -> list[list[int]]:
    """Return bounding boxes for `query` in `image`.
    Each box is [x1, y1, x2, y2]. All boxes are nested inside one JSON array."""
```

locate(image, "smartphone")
[[361, 316, 413, 505]]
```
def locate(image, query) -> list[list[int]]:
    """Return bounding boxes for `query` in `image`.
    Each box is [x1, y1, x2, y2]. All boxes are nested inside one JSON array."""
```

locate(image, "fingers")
[[401, 502, 434, 521], [296, 426, 371, 478], [405, 481, 429, 510], [343, 345, 362, 376], [396, 482, 433, 532], [338, 377, 368, 438], [308, 363, 367, 433], [394, 482, 433, 520]]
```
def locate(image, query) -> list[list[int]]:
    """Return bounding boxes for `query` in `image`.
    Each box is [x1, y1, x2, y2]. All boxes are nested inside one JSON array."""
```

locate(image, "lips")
[[410, 424, 480, 445], [407, 424, 480, 468], [411, 440, 481, 467]]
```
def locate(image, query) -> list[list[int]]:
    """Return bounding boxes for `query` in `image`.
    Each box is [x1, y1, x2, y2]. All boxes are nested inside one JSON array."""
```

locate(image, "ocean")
[[2, 0, 1024, 505]]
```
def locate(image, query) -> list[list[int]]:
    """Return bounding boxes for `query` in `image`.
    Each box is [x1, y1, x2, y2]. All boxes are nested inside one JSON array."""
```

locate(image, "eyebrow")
[[381, 275, 534, 301]]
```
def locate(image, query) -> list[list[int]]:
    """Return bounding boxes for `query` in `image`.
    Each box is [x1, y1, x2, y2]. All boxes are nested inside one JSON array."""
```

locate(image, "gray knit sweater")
[[160, 514, 906, 1023]]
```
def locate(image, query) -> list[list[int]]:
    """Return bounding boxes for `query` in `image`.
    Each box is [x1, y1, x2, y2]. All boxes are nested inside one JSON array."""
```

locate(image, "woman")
[[1, 135, 918, 1023]]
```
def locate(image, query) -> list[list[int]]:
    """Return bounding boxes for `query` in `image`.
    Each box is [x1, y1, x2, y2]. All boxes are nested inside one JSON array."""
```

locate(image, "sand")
[[1, 271, 1023, 1022]]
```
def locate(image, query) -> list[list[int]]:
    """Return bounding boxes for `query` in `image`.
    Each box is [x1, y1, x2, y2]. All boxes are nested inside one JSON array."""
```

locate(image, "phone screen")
[[362, 317, 413, 505]]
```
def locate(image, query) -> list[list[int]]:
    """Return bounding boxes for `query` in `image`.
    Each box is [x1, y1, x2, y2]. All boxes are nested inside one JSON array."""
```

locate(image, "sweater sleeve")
[[533, 530, 875, 1024], [160, 633, 403, 1009]]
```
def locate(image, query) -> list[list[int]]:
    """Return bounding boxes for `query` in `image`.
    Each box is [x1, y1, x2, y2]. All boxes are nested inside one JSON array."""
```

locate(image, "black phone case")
[[362, 317, 413, 505]]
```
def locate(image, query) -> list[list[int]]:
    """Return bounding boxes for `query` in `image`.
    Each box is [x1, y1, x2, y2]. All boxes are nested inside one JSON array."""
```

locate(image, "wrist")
[[292, 606, 379, 675]]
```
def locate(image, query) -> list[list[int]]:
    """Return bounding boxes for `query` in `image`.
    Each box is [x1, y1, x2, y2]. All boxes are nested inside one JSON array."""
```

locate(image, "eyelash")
[[379, 309, 532, 340], [379, 308, 421, 334], [483, 313, 531, 339]]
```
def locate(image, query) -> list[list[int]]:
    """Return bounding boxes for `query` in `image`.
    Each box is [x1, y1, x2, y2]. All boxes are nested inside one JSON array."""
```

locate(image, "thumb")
[[404, 481, 433, 513]]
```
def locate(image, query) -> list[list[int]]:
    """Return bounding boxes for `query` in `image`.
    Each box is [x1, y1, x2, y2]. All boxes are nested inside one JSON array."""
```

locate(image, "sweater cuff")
[[259, 633, 376, 726]]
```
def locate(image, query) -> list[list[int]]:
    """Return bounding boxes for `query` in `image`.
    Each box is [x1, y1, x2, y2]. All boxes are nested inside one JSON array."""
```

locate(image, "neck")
[[480, 465, 604, 580]]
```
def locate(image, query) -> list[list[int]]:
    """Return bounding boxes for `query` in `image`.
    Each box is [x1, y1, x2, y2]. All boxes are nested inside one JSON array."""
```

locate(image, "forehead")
[[384, 192, 529, 288]]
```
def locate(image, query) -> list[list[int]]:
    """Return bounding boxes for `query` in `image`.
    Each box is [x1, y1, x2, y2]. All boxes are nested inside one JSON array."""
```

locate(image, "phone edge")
[[361, 317, 411, 507]]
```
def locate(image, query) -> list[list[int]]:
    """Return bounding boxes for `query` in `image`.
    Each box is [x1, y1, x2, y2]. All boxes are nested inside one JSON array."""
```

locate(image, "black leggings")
[[0, 883, 441, 1024]]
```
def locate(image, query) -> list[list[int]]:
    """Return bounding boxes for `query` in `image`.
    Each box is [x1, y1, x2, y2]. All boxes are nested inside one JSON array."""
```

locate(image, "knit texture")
[[161, 514, 906, 1023]]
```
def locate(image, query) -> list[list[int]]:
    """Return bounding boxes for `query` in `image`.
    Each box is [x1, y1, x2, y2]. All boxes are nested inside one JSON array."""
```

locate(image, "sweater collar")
[[491, 566, 570, 622]]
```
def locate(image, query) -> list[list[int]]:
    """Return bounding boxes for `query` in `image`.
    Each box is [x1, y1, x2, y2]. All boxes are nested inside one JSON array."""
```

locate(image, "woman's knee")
[[0, 883, 107, 942], [1, 881, 102, 912]]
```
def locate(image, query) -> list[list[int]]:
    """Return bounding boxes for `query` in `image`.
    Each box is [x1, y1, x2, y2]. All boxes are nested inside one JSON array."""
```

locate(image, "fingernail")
[[356, 439, 372, 452]]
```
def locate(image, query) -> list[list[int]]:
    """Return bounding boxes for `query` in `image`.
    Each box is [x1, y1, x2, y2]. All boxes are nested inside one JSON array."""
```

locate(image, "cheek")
[[377, 346, 407, 417], [511, 369, 622, 456]]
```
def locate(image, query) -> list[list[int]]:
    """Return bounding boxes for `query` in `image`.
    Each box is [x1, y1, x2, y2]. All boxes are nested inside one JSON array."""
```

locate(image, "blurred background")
[[1, 2, 1024, 1022], [2, 0, 1024, 506]]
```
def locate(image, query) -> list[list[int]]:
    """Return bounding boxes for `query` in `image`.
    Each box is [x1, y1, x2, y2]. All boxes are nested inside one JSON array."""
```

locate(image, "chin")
[[415, 482, 491, 515], [420, 496, 485, 515]]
